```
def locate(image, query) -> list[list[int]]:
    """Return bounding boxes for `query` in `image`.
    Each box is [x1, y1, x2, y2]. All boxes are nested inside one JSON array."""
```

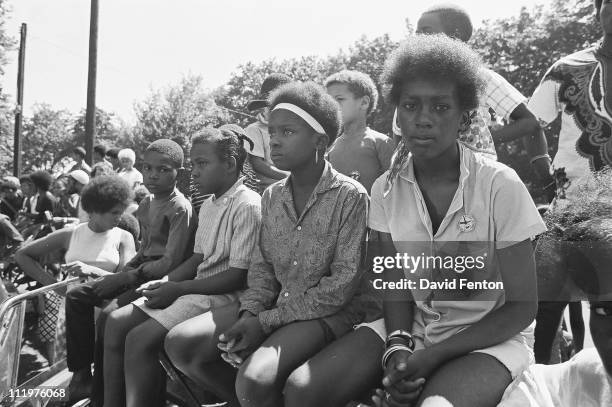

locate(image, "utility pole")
[[85, 0, 99, 165], [13, 23, 26, 177]]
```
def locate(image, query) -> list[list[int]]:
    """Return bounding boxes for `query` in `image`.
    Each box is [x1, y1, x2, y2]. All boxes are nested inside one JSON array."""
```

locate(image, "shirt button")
[[297, 226, 302, 231], [283, 292, 289, 297], [293, 261, 298, 266]]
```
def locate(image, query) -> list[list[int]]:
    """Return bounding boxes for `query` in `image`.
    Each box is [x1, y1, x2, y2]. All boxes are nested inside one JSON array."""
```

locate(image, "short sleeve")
[[228, 200, 262, 269], [375, 135, 397, 171], [246, 124, 265, 159], [368, 175, 390, 233], [482, 69, 527, 121], [527, 78, 561, 126], [492, 168, 547, 249]]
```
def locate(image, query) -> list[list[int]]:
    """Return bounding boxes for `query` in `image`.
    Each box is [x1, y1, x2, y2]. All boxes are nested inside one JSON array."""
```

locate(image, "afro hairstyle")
[[421, 3, 473, 42], [268, 81, 342, 145], [325, 70, 379, 115], [81, 175, 132, 214], [30, 171, 54, 191], [191, 127, 250, 174], [381, 34, 485, 112], [145, 139, 184, 168]]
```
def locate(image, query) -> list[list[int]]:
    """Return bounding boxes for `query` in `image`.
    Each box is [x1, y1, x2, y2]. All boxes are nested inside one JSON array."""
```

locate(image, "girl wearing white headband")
[[164, 81, 370, 406]]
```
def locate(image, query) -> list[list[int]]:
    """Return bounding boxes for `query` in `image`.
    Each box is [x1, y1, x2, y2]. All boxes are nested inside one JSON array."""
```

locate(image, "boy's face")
[[397, 79, 466, 160], [190, 142, 231, 196], [108, 156, 119, 168], [268, 109, 327, 171], [416, 12, 445, 35], [142, 151, 177, 196], [327, 83, 367, 127], [590, 301, 612, 376]]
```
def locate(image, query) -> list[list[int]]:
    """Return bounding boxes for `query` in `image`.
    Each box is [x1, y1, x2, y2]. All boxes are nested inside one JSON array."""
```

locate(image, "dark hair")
[[30, 171, 54, 191], [117, 212, 140, 243], [422, 3, 473, 42], [93, 144, 108, 156], [81, 175, 132, 214], [268, 81, 342, 145], [325, 70, 379, 115], [106, 148, 120, 159], [91, 163, 114, 178], [73, 147, 86, 158], [381, 34, 484, 112], [145, 139, 184, 168], [133, 185, 150, 204], [191, 127, 251, 174], [19, 175, 32, 185]]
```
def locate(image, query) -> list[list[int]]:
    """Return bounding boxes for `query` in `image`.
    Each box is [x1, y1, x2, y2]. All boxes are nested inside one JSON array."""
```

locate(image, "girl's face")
[[268, 109, 327, 172], [89, 203, 126, 231], [397, 79, 467, 160], [190, 142, 232, 196]]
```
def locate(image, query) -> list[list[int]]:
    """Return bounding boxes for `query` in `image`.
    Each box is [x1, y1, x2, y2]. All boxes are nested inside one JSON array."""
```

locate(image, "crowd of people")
[[0, 2, 611, 407]]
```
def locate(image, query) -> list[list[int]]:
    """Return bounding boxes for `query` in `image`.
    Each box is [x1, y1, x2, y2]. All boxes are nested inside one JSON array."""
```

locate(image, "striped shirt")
[[194, 178, 262, 280]]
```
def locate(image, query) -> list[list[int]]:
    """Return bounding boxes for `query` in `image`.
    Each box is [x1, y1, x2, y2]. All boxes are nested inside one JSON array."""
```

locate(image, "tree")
[[20, 103, 73, 173], [215, 35, 399, 133], [471, 0, 599, 97], [134, 74, 228, 154]]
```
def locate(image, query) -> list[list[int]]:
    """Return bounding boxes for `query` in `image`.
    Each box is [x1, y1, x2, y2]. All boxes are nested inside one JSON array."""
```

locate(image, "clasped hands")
[[367, 349, 440, 407], [217, 311, 267, 369]]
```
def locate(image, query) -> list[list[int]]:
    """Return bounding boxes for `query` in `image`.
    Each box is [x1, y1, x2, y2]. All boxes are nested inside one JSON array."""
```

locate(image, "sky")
[[0, 0, 549, 122]]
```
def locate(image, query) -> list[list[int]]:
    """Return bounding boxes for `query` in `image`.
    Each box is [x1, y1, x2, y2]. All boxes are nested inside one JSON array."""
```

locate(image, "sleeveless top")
[[64, 222, 124, 273]]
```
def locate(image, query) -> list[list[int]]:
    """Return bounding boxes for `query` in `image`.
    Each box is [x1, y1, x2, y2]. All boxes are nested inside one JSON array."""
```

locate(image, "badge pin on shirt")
[[458, 214, 475, 232]]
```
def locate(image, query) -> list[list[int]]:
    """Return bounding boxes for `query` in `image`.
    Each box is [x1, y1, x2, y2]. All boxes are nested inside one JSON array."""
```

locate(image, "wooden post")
[[85, 0, 99, 165], [13, 23, 26, 177]]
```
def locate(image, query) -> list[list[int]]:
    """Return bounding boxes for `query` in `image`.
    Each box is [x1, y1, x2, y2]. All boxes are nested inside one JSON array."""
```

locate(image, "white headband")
[[272, 103, 325, 134]]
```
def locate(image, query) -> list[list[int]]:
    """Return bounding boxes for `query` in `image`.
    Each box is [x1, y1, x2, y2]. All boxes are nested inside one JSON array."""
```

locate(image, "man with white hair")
[[117, 148, 143, 190]]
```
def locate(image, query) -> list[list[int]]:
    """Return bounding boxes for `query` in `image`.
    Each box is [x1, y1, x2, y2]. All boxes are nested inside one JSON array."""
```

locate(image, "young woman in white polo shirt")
[[283, 35, 547, 407]]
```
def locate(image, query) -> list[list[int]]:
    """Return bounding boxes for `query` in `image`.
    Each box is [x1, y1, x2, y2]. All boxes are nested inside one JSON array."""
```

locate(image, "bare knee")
[[235, 364, 277, 406], [283, 366, 322, 407], [103, 309, 127, 352], [420, 395, 455, 407], [164, 327, 213, 376], [124, 325, 157, 361]]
